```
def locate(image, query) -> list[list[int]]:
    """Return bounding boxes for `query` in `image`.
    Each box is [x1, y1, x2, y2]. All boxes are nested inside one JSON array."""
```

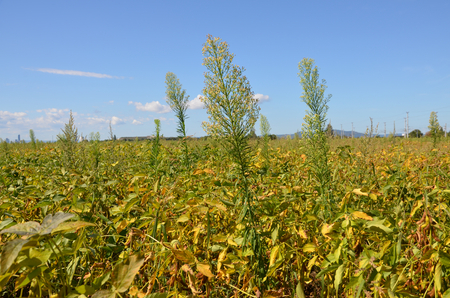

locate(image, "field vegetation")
[[0, 136, 450, 297]]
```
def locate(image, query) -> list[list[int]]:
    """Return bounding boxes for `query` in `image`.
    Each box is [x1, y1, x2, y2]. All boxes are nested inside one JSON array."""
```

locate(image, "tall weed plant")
[[165, 72, 190, 168], [298, 58, 332, 200], [201, 35, 265, 280]]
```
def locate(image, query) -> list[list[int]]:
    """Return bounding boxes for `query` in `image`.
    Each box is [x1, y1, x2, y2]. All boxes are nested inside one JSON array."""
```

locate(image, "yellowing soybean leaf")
[[203, 169, 215, 175], [352, 211, 373, 221], [297, 228, 308, 239], [193, 169, 203, 175], [116, 220, 129, 234], [52, 221, 96, 234], [177, 214, 190, 223], [171, 249, 195, 264], [321, 223, 336, 237], [269, 245, 279, 267], [303, 243, 316, 253], [197, 263, 214, 278], [352, 189, 368, 196]]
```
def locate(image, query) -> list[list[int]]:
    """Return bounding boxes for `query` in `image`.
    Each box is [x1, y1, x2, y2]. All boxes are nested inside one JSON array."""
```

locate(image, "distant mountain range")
[[276, 130, 403, 138]]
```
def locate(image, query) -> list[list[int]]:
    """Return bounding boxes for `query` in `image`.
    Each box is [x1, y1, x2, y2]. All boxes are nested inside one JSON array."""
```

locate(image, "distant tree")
[[269, 134, 277, 140], [247, 128, 258, 139], [409, 129, 423, 138], [326, 123, 334, 138]]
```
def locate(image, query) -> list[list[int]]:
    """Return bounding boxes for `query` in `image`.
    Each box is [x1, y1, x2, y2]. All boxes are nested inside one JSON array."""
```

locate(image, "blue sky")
[[1, 0, 449, 141]]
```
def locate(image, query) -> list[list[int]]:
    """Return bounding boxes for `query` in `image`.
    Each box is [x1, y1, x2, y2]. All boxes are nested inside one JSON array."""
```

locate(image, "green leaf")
[[15, 266, 46, 289], [40, 212, 75, 235], [144, 293, 168, 298], [91, 290, 115, 298], [51, 221, 96, 234], [0, 239, 29, 274], [0, 218, 14, 230], [296, 282, 305, 298], [75, 285, 96, 295], [316, 264, 339, 279], [113, 254, 145, 293], [443, 288, 450, 298], [334, 264, 345, 293], [0, 221, 41, 236], [435, 262, 442, 293], [366, 219, 393, 234]]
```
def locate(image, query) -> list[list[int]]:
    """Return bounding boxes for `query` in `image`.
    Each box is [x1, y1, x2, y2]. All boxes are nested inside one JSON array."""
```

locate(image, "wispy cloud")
[[132, 119, 143, 125], [128, 101, 171, 114], [254, 93, 270, 103], [28, 68, 125, 79]]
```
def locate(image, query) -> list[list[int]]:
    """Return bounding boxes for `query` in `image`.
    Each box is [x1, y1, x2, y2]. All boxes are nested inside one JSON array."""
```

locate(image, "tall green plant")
[[259, 114, 271, 170], [151, 119, 161, 168], [165, 72, 190, 167], [428, 111, 440, 148], [201, 35, 264, 279], [57, 110, 78, 169], [29, 129, 36, 150], [298, 58, 332, 198]]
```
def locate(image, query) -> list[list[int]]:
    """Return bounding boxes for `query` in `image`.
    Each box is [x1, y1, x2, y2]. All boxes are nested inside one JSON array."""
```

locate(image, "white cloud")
[[111, 116, 125, 125], [29, 68, 125, 79], [108, 100, 114, 104], [85, 117, 109, 125], [254, 93, 270, 103], [188, 95, 205, 110], [128, 101, 171, 114], [132, 119, 142, 125]]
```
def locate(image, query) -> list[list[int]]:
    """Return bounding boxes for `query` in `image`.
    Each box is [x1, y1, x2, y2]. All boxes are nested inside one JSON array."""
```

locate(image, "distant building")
[[5, 138, 9, 143], [18, 134, 20, 142]]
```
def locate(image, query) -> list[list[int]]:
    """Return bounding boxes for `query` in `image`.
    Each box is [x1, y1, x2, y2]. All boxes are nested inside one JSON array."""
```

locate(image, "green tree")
[[165, 72, 190, 167], [201, 35, 263, 279], [409, 129, 423, 138], [298, 58, 332, 199], [326, 123, 334, 138], [428, 111, 440, 148]]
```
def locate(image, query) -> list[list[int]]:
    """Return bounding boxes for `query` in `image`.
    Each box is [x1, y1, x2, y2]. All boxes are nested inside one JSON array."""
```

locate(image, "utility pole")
[[406, 112, 409, 138], [384, 122, 386, 138], [351, 122, 354, 138], [393, 121, 396, 137]]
